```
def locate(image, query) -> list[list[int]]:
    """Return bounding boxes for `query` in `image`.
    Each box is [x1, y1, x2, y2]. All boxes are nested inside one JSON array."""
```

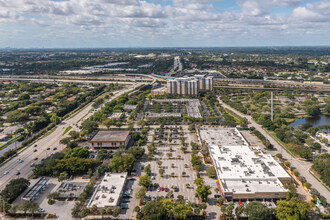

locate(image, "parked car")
[[3, 171, 9, 175], [120, 203, 129, 209], [33, 149, 37, 152]]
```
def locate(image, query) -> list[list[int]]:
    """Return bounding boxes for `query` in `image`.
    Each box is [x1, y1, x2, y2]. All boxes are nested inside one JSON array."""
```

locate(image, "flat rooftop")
[[199, 127, 290, 195], [55, 181, 88, 198], [199, 127, 248, 147], [109, 112, 122, 119], [90, 130, 130, 142], [123, 104, 137, 110], [88, 173, 127, 208]]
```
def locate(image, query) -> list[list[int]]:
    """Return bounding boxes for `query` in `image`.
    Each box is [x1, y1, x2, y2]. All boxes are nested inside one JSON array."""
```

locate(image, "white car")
[[17, 159, 23, 163], [4, 171, 9, 175]]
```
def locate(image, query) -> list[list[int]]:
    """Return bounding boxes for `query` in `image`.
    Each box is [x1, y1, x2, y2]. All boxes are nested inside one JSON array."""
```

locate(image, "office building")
[[89, 130, 130, 150], [166, 75, 213, 96], [197, 126, 292, 202]]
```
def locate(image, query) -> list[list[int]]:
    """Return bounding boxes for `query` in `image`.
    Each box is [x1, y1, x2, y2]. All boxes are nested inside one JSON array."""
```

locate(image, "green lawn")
[[63, 126, 72, 135]]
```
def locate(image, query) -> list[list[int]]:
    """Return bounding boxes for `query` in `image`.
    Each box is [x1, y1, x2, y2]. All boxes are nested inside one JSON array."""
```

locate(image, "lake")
[[289, 114, 330, 130]]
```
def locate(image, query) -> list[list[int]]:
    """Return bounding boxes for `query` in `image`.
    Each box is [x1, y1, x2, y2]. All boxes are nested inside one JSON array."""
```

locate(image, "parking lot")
[[13, 178, 84, 220]]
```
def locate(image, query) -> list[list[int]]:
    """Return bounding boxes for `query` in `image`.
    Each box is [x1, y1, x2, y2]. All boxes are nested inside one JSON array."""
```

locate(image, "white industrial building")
[[198, 127, 292, 202], [88, 173, 127, 208]]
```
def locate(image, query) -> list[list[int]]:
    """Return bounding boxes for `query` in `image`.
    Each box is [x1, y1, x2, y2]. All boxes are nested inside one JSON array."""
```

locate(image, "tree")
[[1, 178, 30, 203], [113, 207, 121, 217], [284, 161, 290, 168], [135, 188, 146, 200], [293, 170, 300, 177], [69, 131, 80, 140], [103, 119, 115, 129], [141, 199, 166, 219], [58, 171, 68, 182], [6, 110, 29, 123], [218, 197, 225, 206], [67, 141, 78, 149], [81, 120, 98, 134], [225, 202, 234, 216], [194, 178, 204, 186], [138, 174, 151, 188], [306, 105, 320, 116], [298, 176, 306, 184], [235, 204, 245, 217], [244, 201, 275, 220], [276, 198, 310, 220], [18, 93, 30, 100], [310, 188, 320, 199], [109, 154, 135, 172], [285, 184, 298, 200], [275, 153, 283, 160], [240, 118, 248, 129], [49, 113, 60, 124], [206, 166, 216, 178], [60, 137, 71, 145], [156, 160, 163, 167], [144, 164, 151, 176], [127, 146, 145, 160], [18, 200, 39, 216], [195, 184, 211, 202], [0, 199, 11, 213], [159, 168, 165, 176]]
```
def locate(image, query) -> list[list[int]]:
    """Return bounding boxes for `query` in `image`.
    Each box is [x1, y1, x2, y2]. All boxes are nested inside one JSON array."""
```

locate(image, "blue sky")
[[0, 0, 329, 48]]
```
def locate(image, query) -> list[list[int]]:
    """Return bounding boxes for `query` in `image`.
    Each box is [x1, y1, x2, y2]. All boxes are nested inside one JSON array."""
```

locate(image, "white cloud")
[[0, 0, 328, 47]]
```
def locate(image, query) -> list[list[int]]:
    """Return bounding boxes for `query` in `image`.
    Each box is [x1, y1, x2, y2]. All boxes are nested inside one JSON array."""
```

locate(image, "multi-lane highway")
[[0, 83, 143, 190]]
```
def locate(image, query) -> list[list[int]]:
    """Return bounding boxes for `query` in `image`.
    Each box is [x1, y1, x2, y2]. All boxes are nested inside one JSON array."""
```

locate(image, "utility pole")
[[271, 91, 274, 121]]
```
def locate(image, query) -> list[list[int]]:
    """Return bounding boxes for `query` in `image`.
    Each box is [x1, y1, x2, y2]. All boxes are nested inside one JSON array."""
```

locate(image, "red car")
[[34, 157, 38, 160], [165, 187, 169, 192], [161, 187, 164, 191]]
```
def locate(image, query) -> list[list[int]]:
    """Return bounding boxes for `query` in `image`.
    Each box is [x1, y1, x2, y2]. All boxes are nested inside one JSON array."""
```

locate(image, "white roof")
[[199, 127, 289, 195], [88, 173, 127, 208]]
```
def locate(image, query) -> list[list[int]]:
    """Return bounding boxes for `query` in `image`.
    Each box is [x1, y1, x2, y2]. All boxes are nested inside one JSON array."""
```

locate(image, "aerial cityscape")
[[0, 0, 330, 220]]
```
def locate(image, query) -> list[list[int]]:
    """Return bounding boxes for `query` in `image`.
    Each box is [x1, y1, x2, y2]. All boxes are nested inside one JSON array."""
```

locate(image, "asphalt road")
[[218, 97, 330, 201], [0, 83, 143, 191]]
